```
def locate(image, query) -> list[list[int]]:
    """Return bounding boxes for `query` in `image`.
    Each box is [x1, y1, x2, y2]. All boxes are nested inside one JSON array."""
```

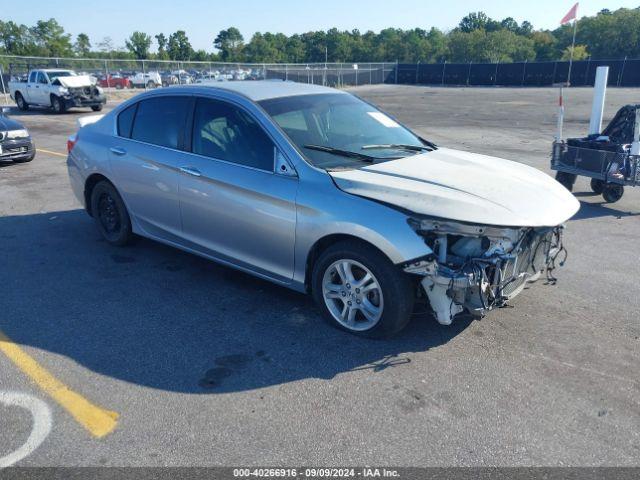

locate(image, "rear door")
[[178, 96, 298, 281], [108, 95, 192, 241]]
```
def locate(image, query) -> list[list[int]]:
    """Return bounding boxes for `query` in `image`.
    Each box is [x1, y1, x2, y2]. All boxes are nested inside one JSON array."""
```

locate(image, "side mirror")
[[275, 148, 296, 177]]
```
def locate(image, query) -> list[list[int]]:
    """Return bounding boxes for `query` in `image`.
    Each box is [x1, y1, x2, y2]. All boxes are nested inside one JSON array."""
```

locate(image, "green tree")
[[459, 12, 489, 33], [125, 31, 152, 59], [214, 27, 244, 61], [561, 44, 589, 61], [30, 19, 72, 56], [155, 33, 168, 60], [74, 33, 91, 57], [167, 30, 193, 60]]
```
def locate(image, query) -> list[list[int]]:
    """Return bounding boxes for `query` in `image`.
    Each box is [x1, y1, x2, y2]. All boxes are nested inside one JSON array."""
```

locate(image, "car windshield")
[[259, 93, 432, 170], [47, 71, 76, 82]]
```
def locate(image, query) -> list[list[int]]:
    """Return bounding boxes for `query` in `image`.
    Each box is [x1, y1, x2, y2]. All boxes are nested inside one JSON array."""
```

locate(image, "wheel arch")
[[303, 234, 397, 293], [84, 173, 113, 216]]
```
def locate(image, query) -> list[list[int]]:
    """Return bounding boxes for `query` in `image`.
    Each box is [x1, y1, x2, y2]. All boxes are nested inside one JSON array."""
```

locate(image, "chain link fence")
[[0, 55, 397, 95]]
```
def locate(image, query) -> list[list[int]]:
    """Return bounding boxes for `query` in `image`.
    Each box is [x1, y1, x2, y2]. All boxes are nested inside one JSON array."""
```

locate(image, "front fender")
[[292, 172, 432, 288]]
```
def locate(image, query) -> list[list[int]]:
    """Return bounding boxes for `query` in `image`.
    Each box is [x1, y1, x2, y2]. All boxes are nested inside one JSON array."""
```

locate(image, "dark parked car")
[[0, 107, 35, 163]]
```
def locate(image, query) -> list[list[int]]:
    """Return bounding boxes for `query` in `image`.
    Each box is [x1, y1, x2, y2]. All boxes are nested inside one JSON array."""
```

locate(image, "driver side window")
[[191, 98, 274, 172], [37, 72, 48, 84]]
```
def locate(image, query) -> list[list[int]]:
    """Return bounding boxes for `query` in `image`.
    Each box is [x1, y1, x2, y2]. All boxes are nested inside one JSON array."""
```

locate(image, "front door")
[[178, 97, 298, 282]]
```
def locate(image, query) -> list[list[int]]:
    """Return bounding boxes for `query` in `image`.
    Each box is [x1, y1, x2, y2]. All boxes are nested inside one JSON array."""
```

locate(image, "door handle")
[[110, 147, 126, 156], [179, 166, 202, 177]]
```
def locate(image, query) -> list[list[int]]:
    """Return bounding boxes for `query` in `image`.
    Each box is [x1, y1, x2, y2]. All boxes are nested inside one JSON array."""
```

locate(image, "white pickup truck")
[[9, 69, 106, 114]]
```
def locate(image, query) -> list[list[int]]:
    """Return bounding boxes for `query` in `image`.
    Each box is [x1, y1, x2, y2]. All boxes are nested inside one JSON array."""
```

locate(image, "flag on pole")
[[561, 2, 579, 24]]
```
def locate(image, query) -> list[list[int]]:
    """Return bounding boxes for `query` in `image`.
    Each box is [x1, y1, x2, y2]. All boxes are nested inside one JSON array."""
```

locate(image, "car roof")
[[188, 80, 346, 101]]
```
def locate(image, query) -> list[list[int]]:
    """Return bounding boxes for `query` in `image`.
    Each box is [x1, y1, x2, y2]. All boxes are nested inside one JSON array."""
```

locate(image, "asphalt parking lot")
[[1, 85, 638, 467]]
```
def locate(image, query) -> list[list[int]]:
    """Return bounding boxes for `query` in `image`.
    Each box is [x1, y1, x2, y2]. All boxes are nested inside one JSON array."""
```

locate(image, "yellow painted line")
[[37, 148, 67, 158], [0, 330, 119, 438]]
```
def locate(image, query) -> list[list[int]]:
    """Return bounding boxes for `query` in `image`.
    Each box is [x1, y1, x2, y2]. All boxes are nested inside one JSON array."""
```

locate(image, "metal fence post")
[[467, 61, 472, 86], [142, 59, 146, 90], [619, 56, 627, 86], [395, 60, 398, 84], [521, 60, 527, 86], [0, 65, 9, 104], [494, 61, 499, 85], [415, 60, 420, 85], [441, 61, 446, 86], [104, 60, 110, 89]]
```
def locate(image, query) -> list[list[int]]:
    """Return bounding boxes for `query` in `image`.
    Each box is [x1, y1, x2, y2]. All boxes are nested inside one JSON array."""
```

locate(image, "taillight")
[[67, 133, 78, 153]]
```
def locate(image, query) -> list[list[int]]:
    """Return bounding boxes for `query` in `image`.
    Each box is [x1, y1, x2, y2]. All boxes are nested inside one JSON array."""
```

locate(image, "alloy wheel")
[[322, 259, 384, 331]]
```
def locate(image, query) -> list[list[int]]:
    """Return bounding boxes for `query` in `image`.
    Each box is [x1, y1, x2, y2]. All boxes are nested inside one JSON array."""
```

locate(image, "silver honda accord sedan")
[[67, 81, 579, 338]]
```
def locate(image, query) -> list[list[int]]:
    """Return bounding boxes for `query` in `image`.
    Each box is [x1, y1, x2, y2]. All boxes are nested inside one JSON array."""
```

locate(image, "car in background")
[[99, 74, 132, 90], [0, 107, 35, 163], [129, 71, 162, 89], [66, 82, 578, 338], [8, 69, 106, 113], [160, 72, 179, 87]]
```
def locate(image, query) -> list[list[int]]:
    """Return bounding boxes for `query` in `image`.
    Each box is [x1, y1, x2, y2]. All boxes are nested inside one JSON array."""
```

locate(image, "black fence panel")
[[497, 62, 526, 86], [397, 59, 640, 87], [469, 63, 498, 86], [417, 63, 444, 84], [443, 63, 469, 85], [620, 59, 640, 86]]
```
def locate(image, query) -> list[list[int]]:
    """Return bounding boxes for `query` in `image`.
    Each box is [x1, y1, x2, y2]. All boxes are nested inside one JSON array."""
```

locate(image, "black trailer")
[[551, 104, 640, 203]]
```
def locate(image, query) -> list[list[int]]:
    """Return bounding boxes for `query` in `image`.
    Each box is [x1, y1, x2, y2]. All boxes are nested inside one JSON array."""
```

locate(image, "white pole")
[[567, 18, 578, 86], [556, 85, 564, 142], [589, 66, 609, 135], [631, 109, 640, 156]]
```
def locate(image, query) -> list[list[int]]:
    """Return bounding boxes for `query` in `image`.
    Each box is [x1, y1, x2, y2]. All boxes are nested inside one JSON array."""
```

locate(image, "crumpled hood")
[[57, 75, 94, 88], [329, 147, 580, 227]]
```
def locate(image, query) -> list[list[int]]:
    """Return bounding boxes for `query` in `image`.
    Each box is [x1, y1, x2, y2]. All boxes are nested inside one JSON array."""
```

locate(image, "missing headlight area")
[[404, 218, 567, 325]]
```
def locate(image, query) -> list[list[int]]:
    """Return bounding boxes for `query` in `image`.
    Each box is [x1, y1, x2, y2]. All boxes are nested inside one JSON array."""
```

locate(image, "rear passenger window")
[[117, 103, 137, 138], [131, 96, 190, 149], [192, 98, 274, 171]]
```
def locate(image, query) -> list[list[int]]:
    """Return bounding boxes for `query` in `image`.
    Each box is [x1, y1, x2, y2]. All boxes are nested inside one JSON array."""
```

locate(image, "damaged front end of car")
[[403, 217, 567, 325]]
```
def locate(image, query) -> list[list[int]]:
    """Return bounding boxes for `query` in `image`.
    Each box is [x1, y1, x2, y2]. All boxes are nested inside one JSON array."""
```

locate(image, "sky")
[[3, 0, 639, 52]]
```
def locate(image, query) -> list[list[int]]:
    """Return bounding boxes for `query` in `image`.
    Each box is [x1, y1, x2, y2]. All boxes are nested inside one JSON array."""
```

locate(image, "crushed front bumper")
[[62, 93, 106, 109], [0, 138, 35, 161], [404, 225, 566, 325]]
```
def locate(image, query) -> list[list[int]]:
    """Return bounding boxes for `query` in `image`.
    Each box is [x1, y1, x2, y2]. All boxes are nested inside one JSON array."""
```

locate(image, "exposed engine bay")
[[65, 85, 103, 103], [404, 218, 567, 325]]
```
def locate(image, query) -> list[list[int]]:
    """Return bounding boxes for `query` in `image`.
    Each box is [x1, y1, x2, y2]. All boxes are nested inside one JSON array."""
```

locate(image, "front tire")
[[51, 95, 65, 114], [90, 181, 134, 246], [312, 240, 414, 338], [91, 104, 103, 112]]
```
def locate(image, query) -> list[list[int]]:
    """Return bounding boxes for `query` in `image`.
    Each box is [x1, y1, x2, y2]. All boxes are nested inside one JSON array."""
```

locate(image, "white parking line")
[[0, 391, 52, 468]]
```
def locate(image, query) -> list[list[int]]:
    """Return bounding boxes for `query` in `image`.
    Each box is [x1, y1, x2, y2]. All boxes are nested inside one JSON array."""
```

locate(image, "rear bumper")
[[0, 138, 35, 161]]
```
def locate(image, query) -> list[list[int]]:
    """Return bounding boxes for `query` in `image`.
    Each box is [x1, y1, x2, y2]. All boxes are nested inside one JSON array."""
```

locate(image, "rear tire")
[[602, 184, 624, 203], [90, 181, 134, 246], [15, 92, 28, 111], [590, 178, 605, 194], [555, 171, 576, 192], [51, 95, 65, 114], [91, 104, 103, 112], [311, 240, 414, 338], [146, 81, 156, 89]]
